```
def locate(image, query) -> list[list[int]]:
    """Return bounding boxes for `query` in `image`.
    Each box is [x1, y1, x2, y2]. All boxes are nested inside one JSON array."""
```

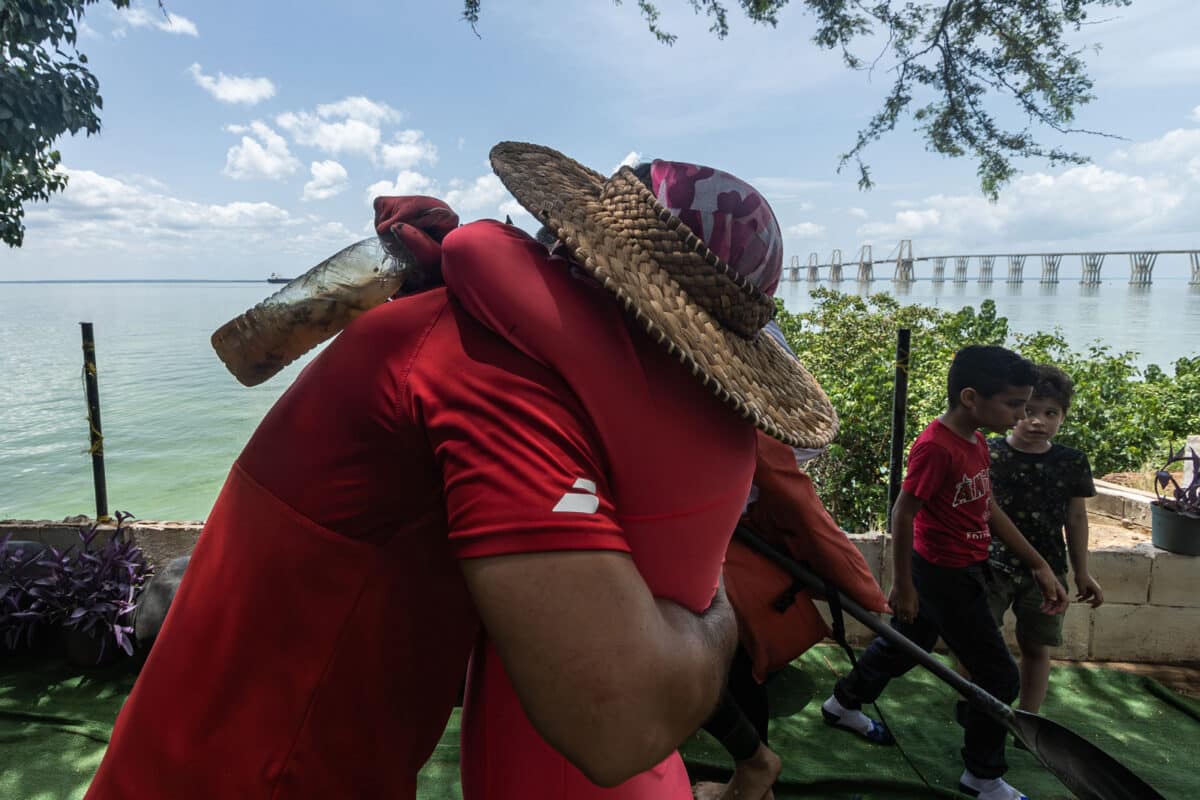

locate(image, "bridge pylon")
[[1191, 252, 1200, 286], [953, 256, 969, 283], [1006, 255, 1026, 284], [932, 257, 946, 283], [894, 239, 915, 282], [829, 249, 843, 282], [788, 255, 801, 282], [857, 245, 874, 282], [978, 255, 995, 284], [1129, 252, 1157, 285], [1081, 253, 1105, 285], [1040, 255, 1062, 284], [807, 252, 820, 282]]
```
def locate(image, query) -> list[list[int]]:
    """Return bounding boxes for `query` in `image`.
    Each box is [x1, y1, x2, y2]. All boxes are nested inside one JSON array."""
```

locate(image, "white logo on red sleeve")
[[553, 477, 600, 514]]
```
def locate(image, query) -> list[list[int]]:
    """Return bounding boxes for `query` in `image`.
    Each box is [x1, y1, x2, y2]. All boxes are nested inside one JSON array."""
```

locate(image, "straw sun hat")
[[490, 141, 837, 449]]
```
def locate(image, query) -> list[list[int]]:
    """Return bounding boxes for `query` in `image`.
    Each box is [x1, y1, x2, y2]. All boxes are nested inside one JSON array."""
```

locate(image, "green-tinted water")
[[2, 279, 1198, 521]]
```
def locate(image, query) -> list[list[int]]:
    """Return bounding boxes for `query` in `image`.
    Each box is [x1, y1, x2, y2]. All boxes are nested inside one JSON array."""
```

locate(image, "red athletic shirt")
[[441, 221, 757, 800], [86, 284, 633, 799], [903, 419, 993, 567]]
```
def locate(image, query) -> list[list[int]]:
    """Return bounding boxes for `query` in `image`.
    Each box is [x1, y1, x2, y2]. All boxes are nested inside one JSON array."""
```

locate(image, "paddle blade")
[[1011, 710, 1164, 800], [211, 237, 411, 386]]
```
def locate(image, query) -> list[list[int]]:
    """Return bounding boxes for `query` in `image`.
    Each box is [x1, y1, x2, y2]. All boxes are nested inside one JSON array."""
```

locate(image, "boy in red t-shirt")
[[820, 345, 1069, 800]]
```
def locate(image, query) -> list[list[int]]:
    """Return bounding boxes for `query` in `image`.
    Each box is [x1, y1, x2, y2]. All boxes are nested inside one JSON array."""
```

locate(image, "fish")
[[211, 236, 416, 386]]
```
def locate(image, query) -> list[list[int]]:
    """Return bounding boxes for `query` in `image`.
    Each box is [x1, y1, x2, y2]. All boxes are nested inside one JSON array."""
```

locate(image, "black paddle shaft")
[[733, 525, 1166, 800]]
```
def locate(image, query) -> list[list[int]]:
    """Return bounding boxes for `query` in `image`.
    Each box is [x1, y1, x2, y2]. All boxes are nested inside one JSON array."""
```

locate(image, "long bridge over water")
[[788, 241, 1200, 286]]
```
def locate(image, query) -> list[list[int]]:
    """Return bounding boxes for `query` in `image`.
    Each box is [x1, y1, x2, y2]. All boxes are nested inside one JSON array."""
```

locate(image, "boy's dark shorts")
[[985, 568, 1069, 647]]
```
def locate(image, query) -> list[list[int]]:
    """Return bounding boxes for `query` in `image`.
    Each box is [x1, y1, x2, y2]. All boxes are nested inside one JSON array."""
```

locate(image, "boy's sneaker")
[[957, 770, 1030, 800], [820, 696, 894, 745]]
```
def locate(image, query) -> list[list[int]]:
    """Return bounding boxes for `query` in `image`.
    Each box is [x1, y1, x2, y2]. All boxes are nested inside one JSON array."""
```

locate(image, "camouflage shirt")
[[987, 438, 1096, 576]]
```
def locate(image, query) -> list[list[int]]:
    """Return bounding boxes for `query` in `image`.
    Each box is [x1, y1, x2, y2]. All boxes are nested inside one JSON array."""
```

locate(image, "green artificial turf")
[[2, 645, 1195, 799]]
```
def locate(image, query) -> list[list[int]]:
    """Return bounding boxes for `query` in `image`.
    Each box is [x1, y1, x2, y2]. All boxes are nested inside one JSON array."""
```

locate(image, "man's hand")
[[373, 195, 459, 269], [1074, 573, 1104, 608], [889, 580, 919, 624], [1032, 564, 1069, 615]]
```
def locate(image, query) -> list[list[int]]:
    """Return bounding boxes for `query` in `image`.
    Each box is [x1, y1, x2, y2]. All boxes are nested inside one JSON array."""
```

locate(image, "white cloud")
[[1192, 106, 1200, 123], [612, 151, 642, 173], [121, 7, 198, 36], [15, 168, 361, 270], [855, 163, 1187, 250], [366, 171, 436, 202], [160, 13, 198, 36], [303, 161, 349, 201], [785, 222, 825, 238], [380, 130, 438, 170], [28, 168, 289, 235], [316, 97, 402, 126], [847, 207, 868, 219], [277, 112, 380, 158], [189, 64, 276, 105], [444, 173, 508, 213], [276, 97, 402, 159], [1119, 128, 1200, 165], [223, 122, 300, 180]]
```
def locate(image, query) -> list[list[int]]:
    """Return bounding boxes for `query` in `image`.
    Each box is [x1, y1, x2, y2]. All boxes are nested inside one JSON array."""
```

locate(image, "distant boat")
[[267, 273, 292, 284]]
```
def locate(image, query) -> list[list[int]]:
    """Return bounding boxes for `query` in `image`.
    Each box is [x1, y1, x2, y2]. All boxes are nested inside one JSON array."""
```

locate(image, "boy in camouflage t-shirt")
[[987, 364, 1104, 715]]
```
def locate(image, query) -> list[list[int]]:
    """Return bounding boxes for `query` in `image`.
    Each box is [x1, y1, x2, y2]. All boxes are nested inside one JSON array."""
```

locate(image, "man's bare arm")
[[460, 549, 737, 787]]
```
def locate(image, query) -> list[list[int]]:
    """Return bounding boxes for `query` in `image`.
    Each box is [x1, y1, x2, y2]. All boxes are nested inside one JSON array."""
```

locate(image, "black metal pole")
[[886, 328, 911, 532], [80, 322, 109, 521]]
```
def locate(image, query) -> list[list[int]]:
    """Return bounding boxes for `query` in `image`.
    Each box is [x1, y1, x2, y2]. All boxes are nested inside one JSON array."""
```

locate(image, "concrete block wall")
[[0, 518, 202, 569], [5, 484, 1198, 664], [821, 528, 1199, 665]]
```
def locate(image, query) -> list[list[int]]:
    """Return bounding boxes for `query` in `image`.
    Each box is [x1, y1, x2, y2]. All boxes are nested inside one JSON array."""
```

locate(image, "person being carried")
[[820, 345, 1069, 800], [986, 363, 1103, 718], [693, 413, 891, 800], [83, 143, 837, 800]]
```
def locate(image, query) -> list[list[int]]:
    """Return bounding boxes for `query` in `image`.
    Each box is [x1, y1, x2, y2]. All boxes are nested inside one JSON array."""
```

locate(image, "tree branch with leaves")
[[463, 0, 1131, 198], [0, 0, 134, 248]]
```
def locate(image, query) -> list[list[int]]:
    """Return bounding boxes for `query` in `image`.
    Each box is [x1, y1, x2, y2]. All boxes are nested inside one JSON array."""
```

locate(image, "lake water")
[[2, 278, 1198, 522]]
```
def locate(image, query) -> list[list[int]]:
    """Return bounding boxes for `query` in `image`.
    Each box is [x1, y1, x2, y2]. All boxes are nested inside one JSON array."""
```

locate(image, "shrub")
[[42, 512, 153, 662], [778, 290, 1199, 532]]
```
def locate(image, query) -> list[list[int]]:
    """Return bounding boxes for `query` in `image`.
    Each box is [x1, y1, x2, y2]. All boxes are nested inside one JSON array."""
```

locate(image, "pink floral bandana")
[[649, 160, 783, 297]]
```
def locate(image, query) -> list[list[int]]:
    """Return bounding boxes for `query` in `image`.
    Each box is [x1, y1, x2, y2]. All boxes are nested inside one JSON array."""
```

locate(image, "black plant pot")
[[60, 625, 120, 667], [1151, 503, 1200, 556]]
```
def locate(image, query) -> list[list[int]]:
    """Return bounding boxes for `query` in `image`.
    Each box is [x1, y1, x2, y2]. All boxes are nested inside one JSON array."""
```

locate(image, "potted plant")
[[45, 512, 154, 666], [1151, 446, 1200, 556], [0, 536, 55, 654]]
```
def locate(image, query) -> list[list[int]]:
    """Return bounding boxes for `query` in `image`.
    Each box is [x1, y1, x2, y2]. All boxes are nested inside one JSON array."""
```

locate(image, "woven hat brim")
[[490, 141, 838, 449]]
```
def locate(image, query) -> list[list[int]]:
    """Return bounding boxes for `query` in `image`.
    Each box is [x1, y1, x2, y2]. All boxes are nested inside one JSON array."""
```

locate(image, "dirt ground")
[[1081, 660, 1200, 699], [1087, 513, 1154, 549]]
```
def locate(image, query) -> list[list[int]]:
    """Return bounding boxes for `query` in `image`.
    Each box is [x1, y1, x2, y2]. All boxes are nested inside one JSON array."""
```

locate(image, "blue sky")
[[4, 0, 1200, 281]]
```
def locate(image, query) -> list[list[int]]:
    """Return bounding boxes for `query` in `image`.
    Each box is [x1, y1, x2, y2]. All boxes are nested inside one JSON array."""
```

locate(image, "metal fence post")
[[887, 329, 911, 532], [80, 322, 109, 521]]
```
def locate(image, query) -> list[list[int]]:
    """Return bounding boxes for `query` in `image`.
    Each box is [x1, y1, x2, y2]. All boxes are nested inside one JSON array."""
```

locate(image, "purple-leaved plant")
[[1154, 446, 1200, 519], [0, 535, 56, 650], [44, 511, 154, 661]]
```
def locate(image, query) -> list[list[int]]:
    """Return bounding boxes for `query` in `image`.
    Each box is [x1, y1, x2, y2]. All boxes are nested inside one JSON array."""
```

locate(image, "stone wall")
[[819, 482, 1199, 664], [5, 477, 1197, 664], [0, 518, 201, 569]]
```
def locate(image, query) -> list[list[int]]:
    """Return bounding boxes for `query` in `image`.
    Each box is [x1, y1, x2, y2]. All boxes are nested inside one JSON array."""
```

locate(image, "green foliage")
[[778, 290, 1199, 532], [460, 0, 1128, 197], [0, 0, 131, 248]]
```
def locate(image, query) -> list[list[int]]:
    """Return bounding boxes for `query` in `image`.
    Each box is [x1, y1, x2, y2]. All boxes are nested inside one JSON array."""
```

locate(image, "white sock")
[[822, 696, 875, 736], [960, 770, 1029, 800]]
